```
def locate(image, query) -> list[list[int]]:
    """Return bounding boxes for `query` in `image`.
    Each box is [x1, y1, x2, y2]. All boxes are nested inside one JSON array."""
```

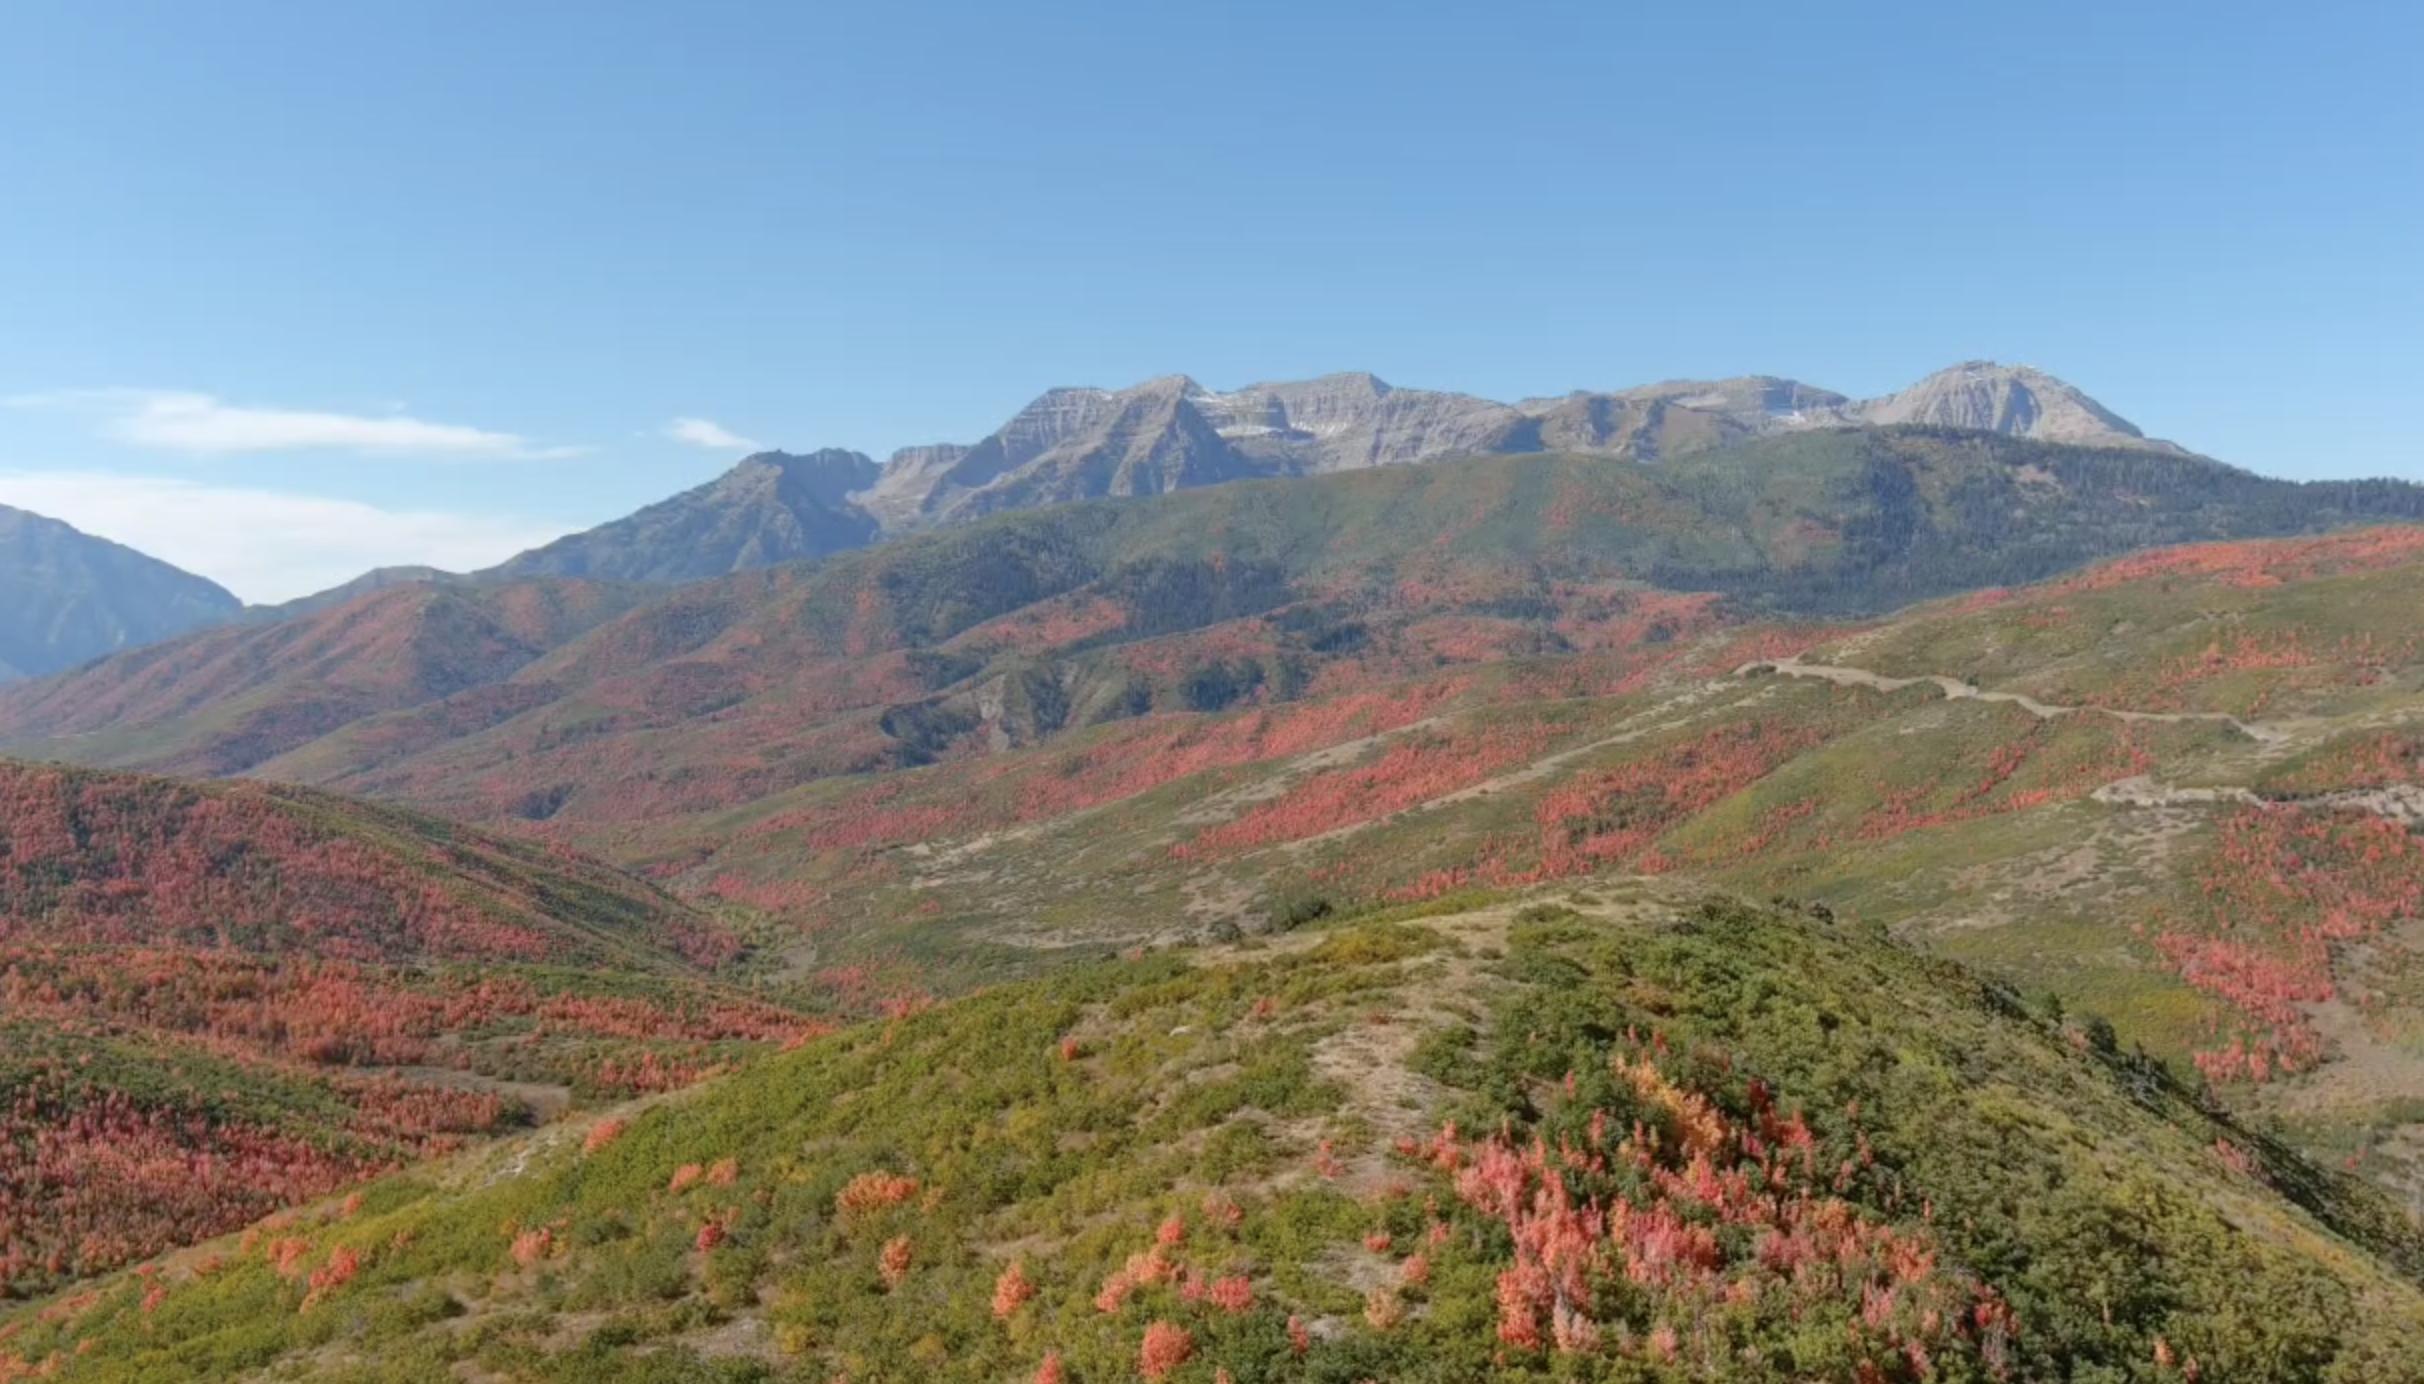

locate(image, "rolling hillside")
[[0, 760, 817, 1298], [0, 758, 730, 968], [6, 889, 2419, 1380], [0, 579, 645, 777], [556, 524, 2424, 1214]]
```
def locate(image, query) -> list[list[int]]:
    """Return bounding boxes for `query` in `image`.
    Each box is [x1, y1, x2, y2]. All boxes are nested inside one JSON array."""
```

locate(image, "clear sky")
[[1, 0, 2417, 600]]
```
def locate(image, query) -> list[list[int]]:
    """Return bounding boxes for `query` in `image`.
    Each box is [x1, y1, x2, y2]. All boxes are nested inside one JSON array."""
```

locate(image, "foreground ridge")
[[7, 888, 2420, 1381]]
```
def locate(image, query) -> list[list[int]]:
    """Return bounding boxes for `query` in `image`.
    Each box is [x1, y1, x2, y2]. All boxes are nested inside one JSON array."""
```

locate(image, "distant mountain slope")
[[11, 428, 2420, 840], [12, 889, 2422, 1380], [245, 565, 465, 622], [486, 448, 881, 583], [867, 360, 2181, 530], [0, 505, 240, 681], [422, 361, 2177, 591], [0, 577, 644, 776]]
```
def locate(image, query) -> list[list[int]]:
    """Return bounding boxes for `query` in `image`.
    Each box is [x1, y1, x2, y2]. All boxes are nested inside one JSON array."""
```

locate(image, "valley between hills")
[[4, 379, 2424, 1380]]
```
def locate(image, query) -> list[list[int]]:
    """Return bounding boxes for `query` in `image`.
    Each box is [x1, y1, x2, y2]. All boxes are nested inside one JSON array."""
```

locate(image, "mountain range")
[[6, 427, 2417, 796], [861, 358, 2184, 534], [0, 361, 2190, 641], [475, 360, 2190, 589]]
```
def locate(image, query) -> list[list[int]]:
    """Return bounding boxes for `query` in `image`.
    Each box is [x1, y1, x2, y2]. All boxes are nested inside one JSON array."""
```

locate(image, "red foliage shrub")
[[301, 1245, 361, 1310], [878, 1234, 912, 1290], [835, 1171, 920, 1217], [1138, 1320, 1194, 1380], [508, 1226, 553, 1268], [1435, 1044, 2014, 1372], [992, 1260, 1036, 1319], [1206, 1274, 1253, 1314]]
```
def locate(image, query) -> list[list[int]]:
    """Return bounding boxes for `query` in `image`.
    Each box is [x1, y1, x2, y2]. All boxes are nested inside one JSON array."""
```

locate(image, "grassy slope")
[[8, 888, 2420, 1381]]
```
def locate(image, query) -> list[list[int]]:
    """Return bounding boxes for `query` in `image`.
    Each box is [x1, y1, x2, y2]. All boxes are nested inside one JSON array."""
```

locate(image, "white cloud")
[[665, 416, 762, 451], [4, 389, 582, 459], [0, 471, 569, 603]]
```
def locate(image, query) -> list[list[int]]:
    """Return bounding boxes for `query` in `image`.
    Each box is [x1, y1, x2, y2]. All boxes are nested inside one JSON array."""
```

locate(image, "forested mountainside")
[[4, 428, 2418, 812], [498, 521, 2423, 1208]]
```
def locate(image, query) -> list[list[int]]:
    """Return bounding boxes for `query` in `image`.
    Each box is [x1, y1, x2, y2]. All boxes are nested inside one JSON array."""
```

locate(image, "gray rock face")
[[1200, 373, 1534, 471], [0, 505, 242, 680], [1520, 376, 1852, 461], [1521, 364, 2180, 461], [487, 449, 882, 584], [1844, 361, 2180, 451], [930, 376, 1245, 520], [855, 444, 972, 531], [873, 372, 1539, 527]]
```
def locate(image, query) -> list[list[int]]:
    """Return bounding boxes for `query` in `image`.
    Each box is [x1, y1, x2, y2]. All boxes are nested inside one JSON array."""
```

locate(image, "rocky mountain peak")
[[1851, 361, 2175, 451], [726, 448, 882, 509]]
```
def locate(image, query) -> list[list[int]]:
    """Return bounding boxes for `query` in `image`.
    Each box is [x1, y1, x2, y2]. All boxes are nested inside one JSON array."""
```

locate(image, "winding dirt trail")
[[1737, 658, 2424, 827], [1736, 657, 2293, 745]]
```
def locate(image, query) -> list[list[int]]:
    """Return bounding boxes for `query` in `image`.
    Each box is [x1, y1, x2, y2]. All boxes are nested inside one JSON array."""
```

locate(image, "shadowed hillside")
[[0, 506, 240, 682]]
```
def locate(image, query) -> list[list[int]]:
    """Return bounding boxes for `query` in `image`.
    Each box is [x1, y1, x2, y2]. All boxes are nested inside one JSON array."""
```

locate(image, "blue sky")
[[1, 0, 2417, 599]]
